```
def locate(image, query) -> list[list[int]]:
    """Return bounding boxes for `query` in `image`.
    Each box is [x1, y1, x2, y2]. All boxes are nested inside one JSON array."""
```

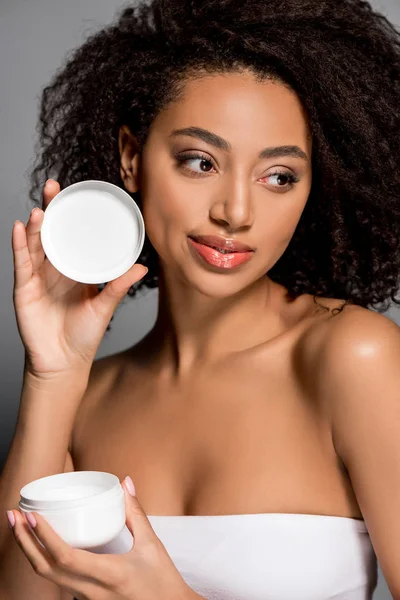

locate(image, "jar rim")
[[19, 471, 122, 511]]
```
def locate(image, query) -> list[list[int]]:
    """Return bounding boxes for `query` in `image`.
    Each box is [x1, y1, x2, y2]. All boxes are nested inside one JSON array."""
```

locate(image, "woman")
[[1, 0, 400, 598]]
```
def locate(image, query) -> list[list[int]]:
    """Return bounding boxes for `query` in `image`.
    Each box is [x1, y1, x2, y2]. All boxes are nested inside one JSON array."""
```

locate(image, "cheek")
[[140, 185, 194, 261], [263, 202, 303, 237], [257, 196, 309, 257], [142, 170, 209, 234], [141, 198, 168, 258]]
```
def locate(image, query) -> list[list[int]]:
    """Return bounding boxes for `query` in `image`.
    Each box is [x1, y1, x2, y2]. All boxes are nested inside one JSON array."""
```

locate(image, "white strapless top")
[[148, 513, 378, 600]]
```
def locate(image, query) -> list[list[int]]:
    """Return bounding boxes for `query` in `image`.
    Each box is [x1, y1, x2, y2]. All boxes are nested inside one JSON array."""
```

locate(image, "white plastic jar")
[[19, 471, 134, 553]]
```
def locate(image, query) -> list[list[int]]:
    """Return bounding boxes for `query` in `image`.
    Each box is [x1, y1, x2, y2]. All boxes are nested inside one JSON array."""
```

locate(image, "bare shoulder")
[[301, 306, 400, 598], [313, 303, 400, 367], [299, 300, 399, 368], [300, 301, 400, 447], [296, 300, 400, 413]]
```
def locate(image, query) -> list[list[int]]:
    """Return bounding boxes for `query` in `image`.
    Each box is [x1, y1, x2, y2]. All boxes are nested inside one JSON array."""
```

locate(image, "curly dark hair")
[[27, 0, 400, 331]]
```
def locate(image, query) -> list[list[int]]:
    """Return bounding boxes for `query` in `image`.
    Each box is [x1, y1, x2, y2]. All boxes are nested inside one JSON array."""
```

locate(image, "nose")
[[209, 178, 254, 232]]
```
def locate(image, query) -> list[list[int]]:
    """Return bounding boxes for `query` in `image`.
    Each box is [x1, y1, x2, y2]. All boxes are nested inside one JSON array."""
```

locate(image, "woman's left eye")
[[261, 171, 300, 190], [175, 152, 299, 189]]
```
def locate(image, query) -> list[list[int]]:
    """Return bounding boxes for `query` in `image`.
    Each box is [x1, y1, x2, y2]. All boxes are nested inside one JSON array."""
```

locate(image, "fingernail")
[[26, 512, 37, 528], [124, 476, 136, 496], [6, 511, 15, 528]]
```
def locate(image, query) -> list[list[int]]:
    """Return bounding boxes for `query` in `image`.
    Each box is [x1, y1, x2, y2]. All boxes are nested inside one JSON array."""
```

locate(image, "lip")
[[188, 234, 254, 253], [187, 237, 254, 270]]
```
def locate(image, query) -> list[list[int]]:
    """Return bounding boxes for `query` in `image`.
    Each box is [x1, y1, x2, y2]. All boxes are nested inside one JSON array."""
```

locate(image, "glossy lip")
[[188, 234, 254, 253], [187, 236, 254, 270]]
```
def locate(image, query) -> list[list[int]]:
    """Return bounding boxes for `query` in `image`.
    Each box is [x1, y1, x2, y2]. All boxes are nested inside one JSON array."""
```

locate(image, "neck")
[[145, 265, 289, 383]]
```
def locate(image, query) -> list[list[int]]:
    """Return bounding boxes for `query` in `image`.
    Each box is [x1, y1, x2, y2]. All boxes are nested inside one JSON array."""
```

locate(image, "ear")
[[119, 125, 141, 194]]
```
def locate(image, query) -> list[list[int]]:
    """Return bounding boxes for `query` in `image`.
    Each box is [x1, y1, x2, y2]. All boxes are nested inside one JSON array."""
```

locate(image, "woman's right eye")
[[175, 152, 216, 177]]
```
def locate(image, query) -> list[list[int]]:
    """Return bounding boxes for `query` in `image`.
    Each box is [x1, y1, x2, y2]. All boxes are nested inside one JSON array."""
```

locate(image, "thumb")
[[91, 263, 148, 321], [121, 476, 156, 546]]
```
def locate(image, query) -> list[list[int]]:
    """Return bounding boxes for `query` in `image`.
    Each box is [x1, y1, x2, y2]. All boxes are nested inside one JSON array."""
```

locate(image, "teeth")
[[192, 238, 237, 253], [214, 247, 234, 254]]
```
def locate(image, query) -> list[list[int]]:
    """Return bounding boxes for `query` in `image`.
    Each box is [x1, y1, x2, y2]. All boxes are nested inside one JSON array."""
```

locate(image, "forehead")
[[154, 70, 311, 149]]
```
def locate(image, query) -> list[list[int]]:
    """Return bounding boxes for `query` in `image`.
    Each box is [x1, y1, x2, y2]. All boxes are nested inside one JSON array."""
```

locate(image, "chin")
[[182, 268, 262, 299]]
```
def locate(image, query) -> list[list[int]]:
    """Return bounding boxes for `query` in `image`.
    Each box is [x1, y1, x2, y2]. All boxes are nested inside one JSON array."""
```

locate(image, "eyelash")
[[174, 152, 300, 189]]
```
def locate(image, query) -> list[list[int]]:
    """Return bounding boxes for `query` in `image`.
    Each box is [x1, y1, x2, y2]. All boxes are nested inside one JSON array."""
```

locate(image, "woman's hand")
[[12, 179, 148, 381], [6, 478, 196, 600]]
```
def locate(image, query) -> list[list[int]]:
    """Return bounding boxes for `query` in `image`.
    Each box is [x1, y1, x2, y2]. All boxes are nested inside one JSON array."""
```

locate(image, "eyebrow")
[[168, 126, 308, 161]]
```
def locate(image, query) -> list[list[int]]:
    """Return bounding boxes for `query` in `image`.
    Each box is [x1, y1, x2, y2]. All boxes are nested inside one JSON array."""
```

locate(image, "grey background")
[[0, 1, 399, 597]]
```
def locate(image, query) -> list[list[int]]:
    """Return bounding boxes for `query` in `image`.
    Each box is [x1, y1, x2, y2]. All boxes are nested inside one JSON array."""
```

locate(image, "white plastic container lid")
[[40, 180, 145, 284]]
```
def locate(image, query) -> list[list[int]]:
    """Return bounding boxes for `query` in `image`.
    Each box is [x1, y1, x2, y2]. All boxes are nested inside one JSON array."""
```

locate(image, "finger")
[[42, 179, 60, 210], [12, 180, 60, 289], [27, 511, 122, 585], [10, 511, 53, 579], [11, 511, 117, 599], [85, 283, 102, 300], [12, 220, 33, 290], [26, 178, 59, 272], [26, 207, 45, 273], [91, 263, 148, 322], [122, 479, 154, 547]]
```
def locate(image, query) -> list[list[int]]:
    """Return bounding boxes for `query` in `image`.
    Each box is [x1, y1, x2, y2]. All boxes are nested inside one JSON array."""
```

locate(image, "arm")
[[317, 310, 400, 600], [0, 367, 89, 600]]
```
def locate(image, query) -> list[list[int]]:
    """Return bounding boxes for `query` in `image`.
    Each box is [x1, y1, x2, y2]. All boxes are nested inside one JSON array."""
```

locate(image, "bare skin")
[[70, 70, 364, 521], [70, 294, 363, 520]]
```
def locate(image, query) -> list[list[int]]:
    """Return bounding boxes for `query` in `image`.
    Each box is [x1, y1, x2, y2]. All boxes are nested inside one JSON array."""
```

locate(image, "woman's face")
[[119, 69, 312, 298]]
